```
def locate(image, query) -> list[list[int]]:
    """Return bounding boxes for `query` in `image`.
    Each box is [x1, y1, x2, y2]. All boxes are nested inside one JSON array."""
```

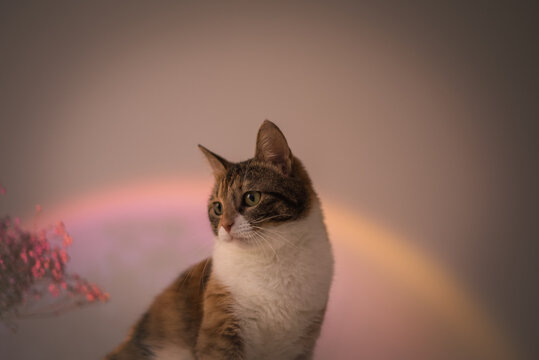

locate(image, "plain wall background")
[[0, 1, 537, 358]]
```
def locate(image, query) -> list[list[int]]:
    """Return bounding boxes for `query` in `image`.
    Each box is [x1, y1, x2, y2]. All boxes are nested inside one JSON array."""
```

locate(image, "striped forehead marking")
[[216, 168, 243, 200]]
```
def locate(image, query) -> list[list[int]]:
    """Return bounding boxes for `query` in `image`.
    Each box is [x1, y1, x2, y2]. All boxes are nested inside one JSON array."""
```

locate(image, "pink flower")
[[90, 284, 101, 295], [0, 212, 109, 320], [62, 234, 73, 247], [59, 249, 68, 264], [51, 269, 62, 281], [54, 221, 65, 235], [48, 284, 60, 297]]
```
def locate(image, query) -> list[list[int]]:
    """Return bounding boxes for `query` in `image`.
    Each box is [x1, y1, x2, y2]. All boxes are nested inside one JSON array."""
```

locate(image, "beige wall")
[[0, 1, 536, 358]]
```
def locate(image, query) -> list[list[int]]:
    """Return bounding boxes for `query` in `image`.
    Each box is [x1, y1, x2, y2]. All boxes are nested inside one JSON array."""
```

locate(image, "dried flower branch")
[[0, 187, 109, 329]]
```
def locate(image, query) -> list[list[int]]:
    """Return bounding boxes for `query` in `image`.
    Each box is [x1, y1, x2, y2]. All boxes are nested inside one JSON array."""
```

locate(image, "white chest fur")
[[212, 202, 334, 359]]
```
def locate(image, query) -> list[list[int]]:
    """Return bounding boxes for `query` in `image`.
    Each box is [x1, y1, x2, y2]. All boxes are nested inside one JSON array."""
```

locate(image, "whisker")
[[250, 214, 294, 224], [251, 231, 279, 261], [241, 230, 274, 260], [199, 258, 211, 291], [251, 225, 300, 250], [178, 266, 194, 290], [249, 233, 268, 257]]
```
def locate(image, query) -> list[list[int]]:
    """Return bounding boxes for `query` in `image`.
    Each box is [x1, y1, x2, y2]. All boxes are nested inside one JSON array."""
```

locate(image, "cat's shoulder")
[[105, 258, 213, 359], [168, 257, 213, 296]]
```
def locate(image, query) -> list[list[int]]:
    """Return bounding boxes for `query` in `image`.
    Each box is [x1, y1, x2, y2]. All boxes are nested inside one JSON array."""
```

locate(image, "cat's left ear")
[[255, 120, 293, 175], [198, 145, 230, 178]]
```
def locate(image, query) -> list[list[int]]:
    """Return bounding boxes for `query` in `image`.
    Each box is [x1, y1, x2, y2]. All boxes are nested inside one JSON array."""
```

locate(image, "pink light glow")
[[9, 177, 516, 360]]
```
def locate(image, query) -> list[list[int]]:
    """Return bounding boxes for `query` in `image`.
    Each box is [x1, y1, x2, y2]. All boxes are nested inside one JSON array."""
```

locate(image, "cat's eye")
[[243, 191, 261, 207], [213, 202, 223, 215]]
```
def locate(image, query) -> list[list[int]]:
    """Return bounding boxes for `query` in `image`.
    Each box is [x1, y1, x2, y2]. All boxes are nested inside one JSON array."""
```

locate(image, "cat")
[[105, 120, 334, 360]]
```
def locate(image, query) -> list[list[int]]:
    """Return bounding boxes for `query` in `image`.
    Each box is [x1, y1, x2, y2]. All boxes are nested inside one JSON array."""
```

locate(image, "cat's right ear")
[[255, 120, 293, 175], [198, 145, 230, 178]]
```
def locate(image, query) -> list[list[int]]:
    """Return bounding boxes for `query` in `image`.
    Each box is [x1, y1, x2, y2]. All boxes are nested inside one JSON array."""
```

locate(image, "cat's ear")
[[255, 120, 293, 175], [198, 145, 230, 178]]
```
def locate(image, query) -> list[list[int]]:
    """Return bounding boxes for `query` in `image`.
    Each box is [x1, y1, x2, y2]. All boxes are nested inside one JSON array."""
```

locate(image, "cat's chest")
[[213, 232, 333, 309], [212, 232, 333, 358]]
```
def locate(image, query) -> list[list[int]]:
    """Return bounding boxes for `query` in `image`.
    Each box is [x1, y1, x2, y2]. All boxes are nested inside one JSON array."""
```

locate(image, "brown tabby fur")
[[105, 258, 243, 360]]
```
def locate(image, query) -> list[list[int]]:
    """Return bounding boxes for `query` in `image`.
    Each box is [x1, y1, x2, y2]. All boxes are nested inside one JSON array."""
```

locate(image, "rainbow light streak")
[[28, 177, 515, 359], [323, 202, 516, 359]]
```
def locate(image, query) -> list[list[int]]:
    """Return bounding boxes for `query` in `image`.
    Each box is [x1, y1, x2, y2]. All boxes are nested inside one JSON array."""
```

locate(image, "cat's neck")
[[211, 199, 333, 298]]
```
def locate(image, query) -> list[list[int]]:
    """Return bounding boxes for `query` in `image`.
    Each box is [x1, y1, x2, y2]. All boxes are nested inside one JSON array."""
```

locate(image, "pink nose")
[[222, 222, 234, 233]]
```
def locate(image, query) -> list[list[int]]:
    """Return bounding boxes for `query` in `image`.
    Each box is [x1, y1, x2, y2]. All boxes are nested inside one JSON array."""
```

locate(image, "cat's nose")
[[222, 221, 234, 233]]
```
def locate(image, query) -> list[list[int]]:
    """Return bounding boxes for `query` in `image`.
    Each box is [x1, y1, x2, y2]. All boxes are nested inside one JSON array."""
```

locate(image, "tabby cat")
[[105, 120, 334, 360]]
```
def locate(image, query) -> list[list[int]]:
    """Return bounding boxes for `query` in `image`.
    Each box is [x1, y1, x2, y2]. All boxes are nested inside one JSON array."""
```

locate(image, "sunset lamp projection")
[[0, 119, 517, 359]]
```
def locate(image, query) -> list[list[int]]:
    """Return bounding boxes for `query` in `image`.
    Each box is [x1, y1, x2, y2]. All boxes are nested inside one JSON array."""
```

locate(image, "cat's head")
[[199, 120, 315, 245]]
